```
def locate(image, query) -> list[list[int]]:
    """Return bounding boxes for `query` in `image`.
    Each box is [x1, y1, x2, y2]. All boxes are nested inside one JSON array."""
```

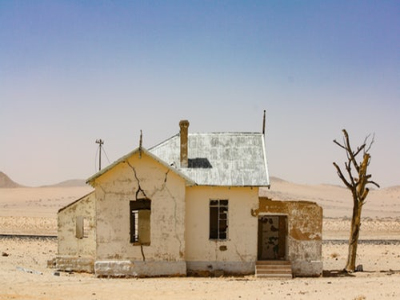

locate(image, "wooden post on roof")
[[262, 110, 266, 135]]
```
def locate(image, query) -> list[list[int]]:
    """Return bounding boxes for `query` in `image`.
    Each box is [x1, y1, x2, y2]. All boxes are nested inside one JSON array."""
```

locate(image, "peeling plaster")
[[255, 198, 322, 242], [254, 197, 323, 277]]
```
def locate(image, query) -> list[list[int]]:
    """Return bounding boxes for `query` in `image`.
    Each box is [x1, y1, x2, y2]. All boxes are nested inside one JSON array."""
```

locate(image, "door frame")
[[257, 213, 289, 261]]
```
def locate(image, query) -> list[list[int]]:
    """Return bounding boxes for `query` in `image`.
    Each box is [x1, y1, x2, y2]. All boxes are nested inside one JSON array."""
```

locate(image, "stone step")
[[256, 260, 291, 265], [257, 266, 292, 273], [256, 273, 293, 279], [255, 260, 292, 279]]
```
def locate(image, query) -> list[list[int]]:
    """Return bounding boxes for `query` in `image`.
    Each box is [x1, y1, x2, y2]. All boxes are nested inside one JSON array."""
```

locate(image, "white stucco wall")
[[57, 191, 96, 257], [92, 151, 187, 276], [185, 186, 259, 275], [56, 191, 96, 272]]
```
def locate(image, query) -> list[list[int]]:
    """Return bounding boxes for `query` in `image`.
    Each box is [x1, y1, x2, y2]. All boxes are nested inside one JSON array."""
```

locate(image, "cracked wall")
[[92, 151, 187, 276]]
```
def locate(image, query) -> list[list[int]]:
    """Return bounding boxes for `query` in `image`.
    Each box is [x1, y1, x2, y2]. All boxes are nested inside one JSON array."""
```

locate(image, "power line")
[[101, 145, 111, 164]]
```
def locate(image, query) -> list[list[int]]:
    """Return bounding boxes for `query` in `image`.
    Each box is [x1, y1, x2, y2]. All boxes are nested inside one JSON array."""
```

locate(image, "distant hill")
[[269, 176, 288, 183], [43, 179, 87, 188], [0, 172, 22, 188]]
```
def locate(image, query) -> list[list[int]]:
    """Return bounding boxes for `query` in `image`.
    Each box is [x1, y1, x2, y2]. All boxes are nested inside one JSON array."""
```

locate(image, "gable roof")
[[149, 132, 270, 187], [86, 147, 196, 186]]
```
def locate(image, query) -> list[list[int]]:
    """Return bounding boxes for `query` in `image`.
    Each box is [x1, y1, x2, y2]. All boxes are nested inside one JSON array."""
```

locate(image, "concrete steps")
[[255, 260, 292, 279]]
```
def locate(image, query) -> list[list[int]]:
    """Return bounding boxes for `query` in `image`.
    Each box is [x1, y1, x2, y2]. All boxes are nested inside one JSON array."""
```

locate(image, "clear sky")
[[1, 1, 399, 187]]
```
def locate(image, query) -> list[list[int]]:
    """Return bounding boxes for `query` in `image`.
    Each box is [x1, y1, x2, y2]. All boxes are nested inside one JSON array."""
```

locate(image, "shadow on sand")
[[323, 270, 355, 278]]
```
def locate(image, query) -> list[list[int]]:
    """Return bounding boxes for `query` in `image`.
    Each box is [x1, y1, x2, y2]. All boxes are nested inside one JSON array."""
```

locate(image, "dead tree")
[[333, 129, 380, 272]]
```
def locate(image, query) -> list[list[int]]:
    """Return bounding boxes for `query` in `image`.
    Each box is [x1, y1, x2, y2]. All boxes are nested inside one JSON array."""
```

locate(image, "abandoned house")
[[55, 119, 323, 278]]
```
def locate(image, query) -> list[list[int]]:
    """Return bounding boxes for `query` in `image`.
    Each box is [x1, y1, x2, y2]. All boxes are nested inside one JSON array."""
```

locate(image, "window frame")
[[209, 199, 229, 241], [130, 199, 151, 245]]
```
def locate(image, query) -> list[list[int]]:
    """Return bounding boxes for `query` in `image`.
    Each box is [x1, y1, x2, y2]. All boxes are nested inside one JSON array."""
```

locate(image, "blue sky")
[[1, 0, 399, 187]]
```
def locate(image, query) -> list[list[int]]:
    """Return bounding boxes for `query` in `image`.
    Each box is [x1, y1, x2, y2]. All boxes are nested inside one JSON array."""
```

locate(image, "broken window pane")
[[209, 199, 228, 240]]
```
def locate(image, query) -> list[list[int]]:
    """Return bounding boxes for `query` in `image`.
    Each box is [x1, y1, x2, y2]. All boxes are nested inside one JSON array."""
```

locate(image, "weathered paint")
[[149, 133, 270, 187], [56, 191, 96, 272], [55, 256, 94, 273], [185, 186, 259, 275], [253, 197, 323, 277], [95, 261, 187, 277], [92, 150, 187, 276], [57, 181, 323, 277]]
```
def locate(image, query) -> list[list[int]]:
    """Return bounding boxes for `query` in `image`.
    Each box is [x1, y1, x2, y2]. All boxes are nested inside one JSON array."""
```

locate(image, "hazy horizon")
[[1, 1, 399, 187]]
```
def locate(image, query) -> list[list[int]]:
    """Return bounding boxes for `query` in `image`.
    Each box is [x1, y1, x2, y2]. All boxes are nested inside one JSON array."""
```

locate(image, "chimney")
[[179, 120, 190, 168]]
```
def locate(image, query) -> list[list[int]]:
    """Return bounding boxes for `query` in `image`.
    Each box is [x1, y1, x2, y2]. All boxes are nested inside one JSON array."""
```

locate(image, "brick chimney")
[[179, 120, 189, 168]]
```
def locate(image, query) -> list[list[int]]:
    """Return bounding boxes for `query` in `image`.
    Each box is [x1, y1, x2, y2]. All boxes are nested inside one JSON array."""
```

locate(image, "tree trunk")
[[344, 200, 363, 272]]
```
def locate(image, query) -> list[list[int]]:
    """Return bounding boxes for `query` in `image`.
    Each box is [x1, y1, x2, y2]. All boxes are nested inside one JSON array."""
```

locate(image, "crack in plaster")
[[126, 160, 148, 200], [160, 171, 184, 258], [125, 161, 183, 260], [126, 160, 149, 261], [147, 170, 184, 258], [147, 170, 169, 198], [140, 243, 146, 261], [233, 244, 246, 262]]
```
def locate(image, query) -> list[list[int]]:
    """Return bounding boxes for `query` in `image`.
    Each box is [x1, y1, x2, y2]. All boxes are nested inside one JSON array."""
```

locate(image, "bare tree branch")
[[342, 129, 362, 173], [353, 144, 366, 158], [333, 139, 347, 150], [366, 180, 380, 188], [365, 133, 375, 153], [333, 162, 352, 189]]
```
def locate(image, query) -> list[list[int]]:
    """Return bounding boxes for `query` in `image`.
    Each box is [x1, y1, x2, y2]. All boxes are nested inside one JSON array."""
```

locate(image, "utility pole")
[[96, 139, 104, 171]]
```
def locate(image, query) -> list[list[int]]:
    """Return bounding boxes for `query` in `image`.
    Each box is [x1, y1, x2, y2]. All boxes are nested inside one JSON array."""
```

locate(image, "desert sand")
[[1, 177, 400, 299]]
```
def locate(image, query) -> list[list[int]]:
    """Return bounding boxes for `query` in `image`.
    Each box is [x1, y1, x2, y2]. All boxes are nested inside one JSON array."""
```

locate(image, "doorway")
[[258, 215, 288, 260]]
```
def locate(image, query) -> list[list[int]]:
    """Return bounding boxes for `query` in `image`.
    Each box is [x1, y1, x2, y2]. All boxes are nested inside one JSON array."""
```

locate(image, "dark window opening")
[[76, 216, 89, 239], [209, 199, 228, 240], [130, 199, 151, 244]]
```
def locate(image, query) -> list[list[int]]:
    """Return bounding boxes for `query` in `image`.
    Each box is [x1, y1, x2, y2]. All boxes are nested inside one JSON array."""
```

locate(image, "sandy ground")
[[1, 237, 399, 300], [1, 182, 400, 299]]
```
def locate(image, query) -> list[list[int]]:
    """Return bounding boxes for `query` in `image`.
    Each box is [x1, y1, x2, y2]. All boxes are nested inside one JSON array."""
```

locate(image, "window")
[[209, 200, 228, 240], [130, 199, 151, 244], [76, 216, 89, 239]]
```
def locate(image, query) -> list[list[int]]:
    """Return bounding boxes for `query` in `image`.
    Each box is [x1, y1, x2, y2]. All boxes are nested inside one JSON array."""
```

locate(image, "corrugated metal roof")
[[149, 132, 270, 187]]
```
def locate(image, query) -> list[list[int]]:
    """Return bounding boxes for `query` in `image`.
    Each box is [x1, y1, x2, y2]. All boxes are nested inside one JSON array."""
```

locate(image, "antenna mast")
[[96, 139, 104, 171]]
